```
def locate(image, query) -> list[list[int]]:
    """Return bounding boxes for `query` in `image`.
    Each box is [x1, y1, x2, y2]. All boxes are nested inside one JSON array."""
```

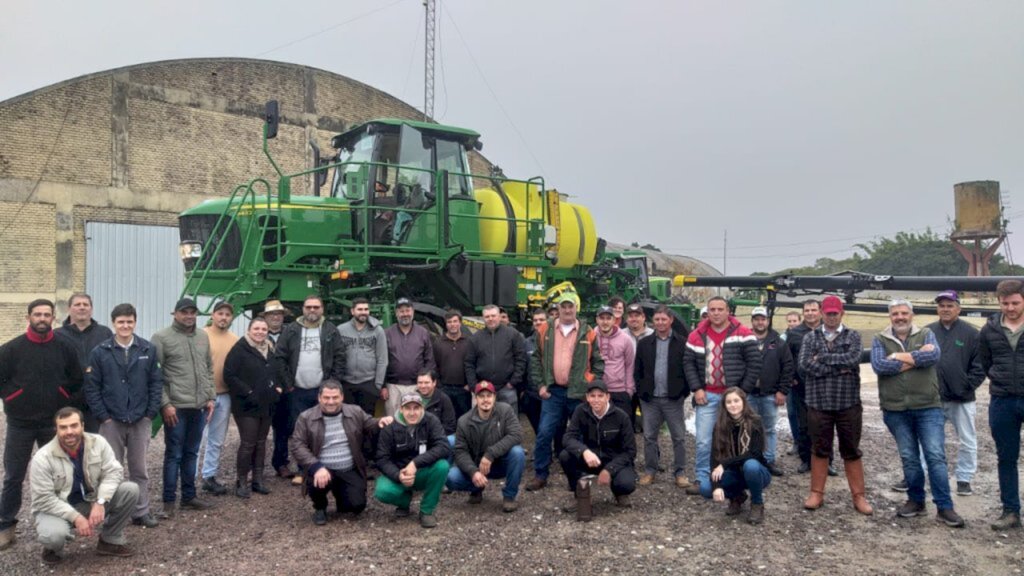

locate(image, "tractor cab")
[[329, 120, 481, 247]]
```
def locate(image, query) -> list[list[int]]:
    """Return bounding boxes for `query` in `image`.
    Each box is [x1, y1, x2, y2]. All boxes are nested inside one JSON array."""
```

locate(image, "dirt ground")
[[1, 369, 1023, 576]]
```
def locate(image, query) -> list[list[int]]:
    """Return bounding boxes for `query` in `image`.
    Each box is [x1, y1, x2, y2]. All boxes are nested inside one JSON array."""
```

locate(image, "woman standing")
[[707, 387, 771, 524], [225, 317, 281, 498]]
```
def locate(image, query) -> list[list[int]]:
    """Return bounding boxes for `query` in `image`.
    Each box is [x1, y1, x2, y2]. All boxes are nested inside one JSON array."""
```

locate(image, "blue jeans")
[[699, 459, 772, 504], [882, 408, 953, 510], [446, 445, 526, 500], [694, 391, 723, 485], [943, 401, 977, 483], [533, 386, 580, 479], [748, 394, 779, 464], [990, 395, 1024, 514], [163, 408, 206, 503], [201, 393, 232, 480], [787, 384, 811, 464]]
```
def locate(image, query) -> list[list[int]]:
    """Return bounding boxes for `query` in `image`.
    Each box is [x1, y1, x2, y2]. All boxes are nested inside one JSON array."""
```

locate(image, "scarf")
[[245, 334, 272, 358]]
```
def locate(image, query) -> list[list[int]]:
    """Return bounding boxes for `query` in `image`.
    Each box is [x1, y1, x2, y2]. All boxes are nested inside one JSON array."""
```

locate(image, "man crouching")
[[30, 407, 139, 565]]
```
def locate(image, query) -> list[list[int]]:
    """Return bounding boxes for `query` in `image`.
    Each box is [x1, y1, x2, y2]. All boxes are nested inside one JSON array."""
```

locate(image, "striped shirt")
[[318, 413, 354, 472]]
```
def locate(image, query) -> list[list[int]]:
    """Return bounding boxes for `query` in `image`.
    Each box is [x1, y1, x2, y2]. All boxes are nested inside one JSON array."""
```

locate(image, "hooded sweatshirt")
[[337, 316, 389, 388], [597, 325, 636, 395]]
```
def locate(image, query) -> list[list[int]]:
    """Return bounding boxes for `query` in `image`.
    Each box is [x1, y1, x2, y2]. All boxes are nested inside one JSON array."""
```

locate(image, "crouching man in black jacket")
[[558, 380, 637, 514]]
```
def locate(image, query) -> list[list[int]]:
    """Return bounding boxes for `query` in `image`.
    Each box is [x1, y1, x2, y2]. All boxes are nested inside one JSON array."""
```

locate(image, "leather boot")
[[803, 456, 829, 510], [844, 458, 873, 515]]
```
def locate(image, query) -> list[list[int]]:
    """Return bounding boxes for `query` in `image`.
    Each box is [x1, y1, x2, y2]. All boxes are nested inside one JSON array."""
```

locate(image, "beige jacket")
[[30, 433, 123, 522]]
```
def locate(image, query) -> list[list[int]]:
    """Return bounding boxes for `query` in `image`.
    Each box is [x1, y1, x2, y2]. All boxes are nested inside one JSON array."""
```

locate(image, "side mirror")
[[309, 140, 327, 194], [265, 101, 280, 140]]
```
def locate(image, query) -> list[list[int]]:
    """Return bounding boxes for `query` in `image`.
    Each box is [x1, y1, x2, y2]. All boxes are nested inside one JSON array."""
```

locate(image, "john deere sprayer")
[[177, 102, 685, 327]]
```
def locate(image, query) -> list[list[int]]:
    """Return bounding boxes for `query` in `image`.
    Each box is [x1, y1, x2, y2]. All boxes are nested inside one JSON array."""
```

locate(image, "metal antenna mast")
[[423, 0, 436, 120]]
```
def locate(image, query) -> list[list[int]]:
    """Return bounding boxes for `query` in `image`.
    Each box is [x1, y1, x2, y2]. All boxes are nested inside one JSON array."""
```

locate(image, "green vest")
[[875, 326, 940, 411]]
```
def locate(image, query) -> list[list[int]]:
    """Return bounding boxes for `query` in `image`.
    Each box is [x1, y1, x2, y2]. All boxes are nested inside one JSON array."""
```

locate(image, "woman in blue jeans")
[[703, 387, 771, 525]]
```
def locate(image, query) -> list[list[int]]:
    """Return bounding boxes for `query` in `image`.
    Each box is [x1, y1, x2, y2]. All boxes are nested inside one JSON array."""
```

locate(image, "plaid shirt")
[[798, 325, 862, 411]]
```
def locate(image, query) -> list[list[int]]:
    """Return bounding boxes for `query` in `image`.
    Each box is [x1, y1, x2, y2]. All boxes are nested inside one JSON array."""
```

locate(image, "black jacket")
[[927, 319, 986, 402], [453, 402, 523, 477], [561, 403, 636, 476], [424, 389, 457, 435], [464, 325, 527, 389], [56, 318, 113, 368], [273, 319, 345, 391], [85, 335, 163, 424], [0, 333, 84, 428], [786, 322, 815, 387], [376, 412, 450, 483], [225, 338, 280, 418], [979, 313, 1024, 398], [747, 330, 794, 397], [634, 331, 689, 401]]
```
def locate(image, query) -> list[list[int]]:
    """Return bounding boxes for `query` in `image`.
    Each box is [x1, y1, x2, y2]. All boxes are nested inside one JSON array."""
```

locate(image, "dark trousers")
[[235, 414, 272, 483], [610, 391, 635, 431], [307, 468, 367, 514], [990, 395, 1024, 514], [807, 404, 863, 461], [443, 385, 472, 420], [787, 383, 811, 463], [343, 380, 380, 416], [558, 450, 636, 496], [162, 408, 206, 503], [271, 391, 291, 470], [521, 391, 543, 435], [0, 423, 54, 528]]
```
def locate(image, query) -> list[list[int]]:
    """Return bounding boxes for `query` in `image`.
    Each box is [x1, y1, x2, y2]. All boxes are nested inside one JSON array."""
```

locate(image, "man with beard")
[[30, 407, 139, 564], [746, 307, 793, 477], [200, 301, 238, 497], [0, 299, 83, 550], [55, 293, 113, 433], [337, 297, 389, 416], [433, 310, 472, 419], [521, 308, 550, 434], [261, 300, 294, 479], [871, 299, 964, 527], [465, 304, 527, 412], [273, 295, 345, 484], [383, 298, 435, 415], [786, 300, 822, 474]]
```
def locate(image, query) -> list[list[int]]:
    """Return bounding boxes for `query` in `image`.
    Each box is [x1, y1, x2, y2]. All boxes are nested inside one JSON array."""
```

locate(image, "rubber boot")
[[803, 456, 829, 510], [844, 458, 873, 515]]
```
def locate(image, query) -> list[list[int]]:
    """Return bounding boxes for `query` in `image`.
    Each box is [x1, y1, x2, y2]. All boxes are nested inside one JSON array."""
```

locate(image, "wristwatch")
[[96, 498, 106, 506]]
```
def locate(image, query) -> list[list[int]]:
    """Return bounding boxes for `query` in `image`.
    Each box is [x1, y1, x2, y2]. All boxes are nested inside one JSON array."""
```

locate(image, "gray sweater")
[[337, 317, 389, 388]]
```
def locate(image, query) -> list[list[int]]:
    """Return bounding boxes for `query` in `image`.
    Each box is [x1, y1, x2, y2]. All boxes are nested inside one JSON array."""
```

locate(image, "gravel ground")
[[1, 367, 1022, 575]]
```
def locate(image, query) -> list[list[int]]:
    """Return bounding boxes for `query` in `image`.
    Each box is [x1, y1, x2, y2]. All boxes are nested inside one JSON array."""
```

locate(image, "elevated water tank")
[[953, 180, 1003, 239]]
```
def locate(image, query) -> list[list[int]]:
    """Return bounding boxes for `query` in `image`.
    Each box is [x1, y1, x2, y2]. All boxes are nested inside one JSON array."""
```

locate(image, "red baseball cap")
[[473, 382, 497, 395], [821, 295, 844, 314]]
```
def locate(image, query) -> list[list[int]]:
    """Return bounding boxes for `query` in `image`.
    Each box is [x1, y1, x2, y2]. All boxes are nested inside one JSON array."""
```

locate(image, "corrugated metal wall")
[[85, 222, 247, 339]]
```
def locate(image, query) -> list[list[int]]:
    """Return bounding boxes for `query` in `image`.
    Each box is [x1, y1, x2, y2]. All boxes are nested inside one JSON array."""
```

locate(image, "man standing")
[[0, 299, 83, 549], [433, 310, 472, 419], [635, 306, 690, 489], [152, 298, 215, 514], [520, 308, 549, 434], [683, 296, 761, 495], [289, 380, 390, 526], [262, 300, 287, 345], [56, 293, 113, 433], [559, 380, 637, 513], [337, 297, 389, 416], [786, 300, 821, 473], [799, 295, 872, 515], [595, 306, 636, 429], [85, 303, 163, 529], [200, 301, 238, 497], [625, 303, 654, 345], [446, 382, 525, 512], [871, 299, 964, 527], [526, 293, 604, 491], [466, 304, 527, 412], [746, 306, 793, 477], [30, 408, 139, 564], [273, 295, 345, 484], [927, 290, 984, 497], [980, 279, 1024, 530], [262, 300, 293, 480], [384, 298, 435, 415]]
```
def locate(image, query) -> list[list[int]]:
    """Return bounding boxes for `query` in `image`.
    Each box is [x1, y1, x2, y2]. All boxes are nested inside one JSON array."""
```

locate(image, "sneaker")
[[0, 526, 15, 550], [748, 503, 765, 525], [202, 477, 228, 496], [131, 513, 159, 528], [684, 484, 702, 496], [891, 479, 909, 492], [502, 498, 519, 513], [96, 538, 134, 557], [468, 492, 483, 505], [42, 549, 62, 565], [766, 463, 784, 478], [419, 513, 437, 528], [525, 477, 547, 492], [394, 506, 411, 518], [956, 481, 973, 496], [180, 498, 214, 511], [614, 494, 632, 508], [674, 476, 693, 489], [897, 500, 926, 518], [937, 508, 966, 528], [235, 482, 251, 499], [638, 474, 656, 486], [797, 461, 811, 474], [312, 509, 328, 526], [991, 510, 1022, 531]]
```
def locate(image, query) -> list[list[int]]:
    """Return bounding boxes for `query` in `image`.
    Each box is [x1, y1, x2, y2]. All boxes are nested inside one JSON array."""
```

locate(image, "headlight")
[[179, 242, 203, 261]]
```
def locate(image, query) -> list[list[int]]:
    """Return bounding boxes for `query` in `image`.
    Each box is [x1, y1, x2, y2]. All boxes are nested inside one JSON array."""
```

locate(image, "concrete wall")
[[0, 58, 492, 340]]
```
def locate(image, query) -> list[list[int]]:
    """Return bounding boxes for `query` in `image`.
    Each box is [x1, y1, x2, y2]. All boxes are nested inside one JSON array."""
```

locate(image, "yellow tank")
[[476, 183, 597, 269]]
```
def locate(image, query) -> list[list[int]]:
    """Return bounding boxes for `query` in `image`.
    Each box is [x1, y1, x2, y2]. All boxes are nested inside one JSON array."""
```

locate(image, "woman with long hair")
[[707, 386, 771, 524], [224, 317, 281, 498]]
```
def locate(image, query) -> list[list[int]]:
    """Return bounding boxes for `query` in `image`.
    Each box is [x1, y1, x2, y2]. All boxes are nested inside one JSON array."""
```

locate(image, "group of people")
[[3, 278, 1024, 562]]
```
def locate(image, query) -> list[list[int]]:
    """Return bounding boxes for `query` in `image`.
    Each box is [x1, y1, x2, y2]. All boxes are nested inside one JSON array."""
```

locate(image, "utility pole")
[[423, 0, 436, 120]]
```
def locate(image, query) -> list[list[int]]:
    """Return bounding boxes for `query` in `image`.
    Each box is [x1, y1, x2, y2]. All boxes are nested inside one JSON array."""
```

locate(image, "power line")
[[254, 0, 410, 57], [663, 222, 951, 255]]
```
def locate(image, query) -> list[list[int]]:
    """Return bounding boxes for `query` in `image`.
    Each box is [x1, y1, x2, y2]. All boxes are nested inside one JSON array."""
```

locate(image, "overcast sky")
[[3, 1, 1022, 275]]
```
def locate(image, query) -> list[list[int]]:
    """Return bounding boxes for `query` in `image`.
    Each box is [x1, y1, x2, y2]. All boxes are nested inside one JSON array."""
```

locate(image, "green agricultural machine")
[[177, 101, 696, 329]]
